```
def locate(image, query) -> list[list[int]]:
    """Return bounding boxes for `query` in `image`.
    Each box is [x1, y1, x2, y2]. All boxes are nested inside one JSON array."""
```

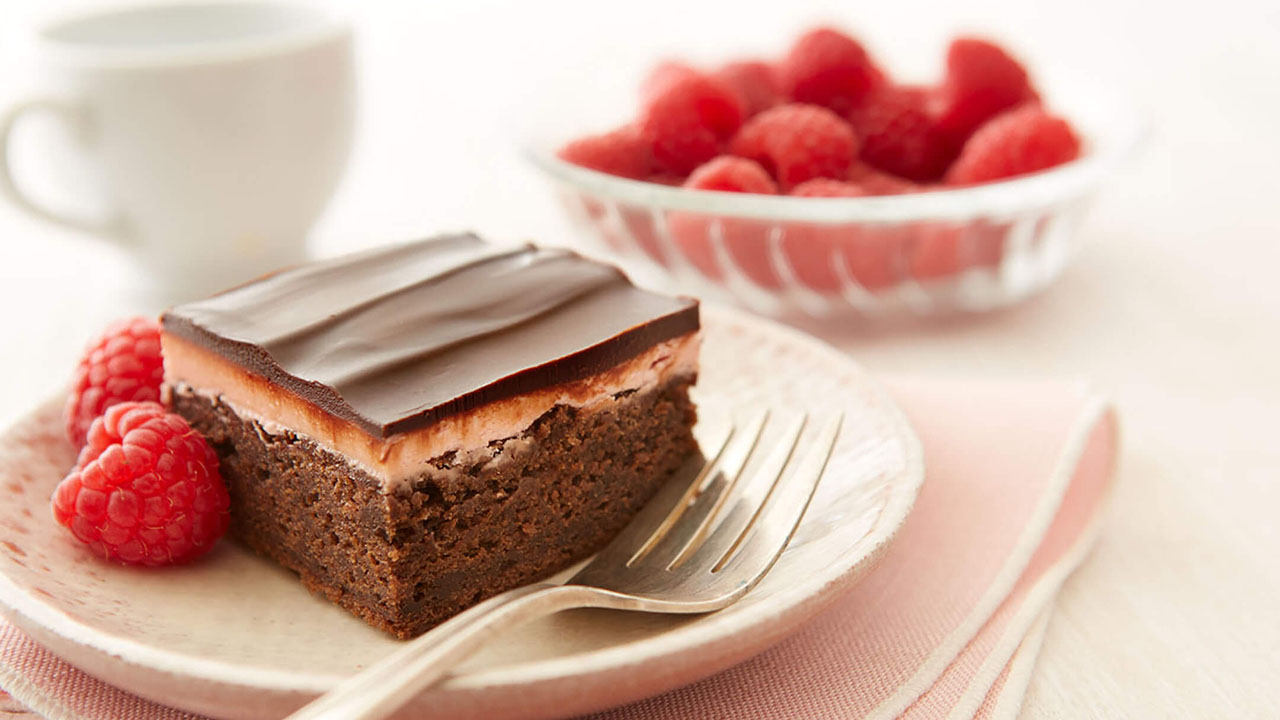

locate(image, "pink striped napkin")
[[0, 376, 1117, 720]]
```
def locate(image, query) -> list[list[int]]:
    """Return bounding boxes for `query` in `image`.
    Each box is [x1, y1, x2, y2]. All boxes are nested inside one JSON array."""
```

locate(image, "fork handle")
[[287, 582, 600, 720]]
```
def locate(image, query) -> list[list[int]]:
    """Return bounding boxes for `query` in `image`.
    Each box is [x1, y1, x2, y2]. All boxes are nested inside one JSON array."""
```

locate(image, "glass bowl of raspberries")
[[529, 28, 1142, 318]]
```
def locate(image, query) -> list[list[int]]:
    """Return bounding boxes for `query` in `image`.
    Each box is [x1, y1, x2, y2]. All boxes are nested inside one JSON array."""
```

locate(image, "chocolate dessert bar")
[[160, 234, 699, 637]]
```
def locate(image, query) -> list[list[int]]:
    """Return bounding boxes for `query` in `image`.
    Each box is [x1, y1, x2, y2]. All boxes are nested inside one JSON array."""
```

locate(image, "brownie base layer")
[[172, 378, 697, 638]]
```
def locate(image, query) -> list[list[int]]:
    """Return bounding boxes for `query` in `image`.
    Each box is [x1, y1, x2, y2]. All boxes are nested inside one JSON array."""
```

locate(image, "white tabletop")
[[2, 0, 1278, 717]]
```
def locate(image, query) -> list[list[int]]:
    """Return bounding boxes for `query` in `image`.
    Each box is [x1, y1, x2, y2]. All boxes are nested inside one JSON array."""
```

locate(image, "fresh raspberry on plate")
[[557, 126, 652, 179], [64, 316, 164, 449], [934, 37, 1039, 144], [779, 27, 884, 114], [945, 105, 1081, 185], [712, 61, 783, 117], [53, 401, 230, 567], [640, 69, 744, 175], [848, 86, 953, 182], [730, 103, 858, 189], [684, 156, 778, 194]]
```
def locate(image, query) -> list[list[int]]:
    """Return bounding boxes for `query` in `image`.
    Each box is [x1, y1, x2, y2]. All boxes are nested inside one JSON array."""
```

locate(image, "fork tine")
[[665, 413, 807, 569], [633, 410, 771, 569], [703, 411, 842, 579], [577, 412, 734, 571], [623, 413, 749, 566]]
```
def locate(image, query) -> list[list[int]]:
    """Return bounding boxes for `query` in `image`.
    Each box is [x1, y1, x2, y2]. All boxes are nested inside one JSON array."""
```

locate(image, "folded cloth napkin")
[[0, 376, 1118, 720]]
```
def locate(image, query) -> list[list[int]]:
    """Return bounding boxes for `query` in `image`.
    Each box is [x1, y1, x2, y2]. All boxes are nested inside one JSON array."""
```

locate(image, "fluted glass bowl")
[[526, 71, 1142, 318]]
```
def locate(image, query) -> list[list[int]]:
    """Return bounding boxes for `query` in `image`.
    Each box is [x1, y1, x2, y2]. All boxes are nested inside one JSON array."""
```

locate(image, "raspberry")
[[640, 69, 744, 175], [684, 156, 778, 194], [712, 61, 783, 117], [64, 317, 164, 449], [779, 180, 907, 292], [53, 402, 229, 566], [621, 206, 673, 267], [779, 27, 884, 114], [640, 61, 701, 103], [669, 157, 779, 286], [790, 178, 869, 197], [847, 162, 922, 195], [781, 181, 863, 293], [848, 86, 953, 182], [668, 212, 780, 289], [945, 105, 1081, 185], [935, 38, 1039, 144], [557, 126, 652, 179], [645, 174, 686, 186], [906, 219, 1009, 280], [730, 103, 858, 189], [909, 224, 965, 280]]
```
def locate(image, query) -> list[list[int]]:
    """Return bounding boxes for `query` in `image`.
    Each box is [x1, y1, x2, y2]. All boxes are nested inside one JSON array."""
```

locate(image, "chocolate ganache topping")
[[162, 233, 699, 438]]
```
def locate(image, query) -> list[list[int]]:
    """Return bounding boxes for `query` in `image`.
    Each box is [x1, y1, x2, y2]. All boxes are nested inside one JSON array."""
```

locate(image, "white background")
[[2, 0, 1279, 717]]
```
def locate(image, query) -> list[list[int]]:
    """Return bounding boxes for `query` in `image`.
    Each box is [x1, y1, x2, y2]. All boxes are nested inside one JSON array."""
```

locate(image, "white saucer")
[[0, 305, 922, 719]]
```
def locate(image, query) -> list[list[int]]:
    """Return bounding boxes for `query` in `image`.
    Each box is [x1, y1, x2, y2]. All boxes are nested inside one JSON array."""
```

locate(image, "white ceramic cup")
[[0, 1, 354, 300]]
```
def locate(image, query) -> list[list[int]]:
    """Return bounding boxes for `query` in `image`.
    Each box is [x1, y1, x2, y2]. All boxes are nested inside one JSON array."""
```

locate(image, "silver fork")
[[287, 409, 842, 720]]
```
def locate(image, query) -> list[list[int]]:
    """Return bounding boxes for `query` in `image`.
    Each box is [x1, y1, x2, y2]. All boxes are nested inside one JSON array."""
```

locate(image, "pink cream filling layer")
[[161, 332, 700, 489]]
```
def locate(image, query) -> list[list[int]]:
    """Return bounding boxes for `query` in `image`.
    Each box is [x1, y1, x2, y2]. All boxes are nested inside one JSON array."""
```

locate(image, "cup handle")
[[0, 96, 125, 239]]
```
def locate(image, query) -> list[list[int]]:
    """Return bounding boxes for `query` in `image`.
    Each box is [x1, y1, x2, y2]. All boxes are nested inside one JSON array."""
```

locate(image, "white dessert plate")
[[0, 305, 922, 720]]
